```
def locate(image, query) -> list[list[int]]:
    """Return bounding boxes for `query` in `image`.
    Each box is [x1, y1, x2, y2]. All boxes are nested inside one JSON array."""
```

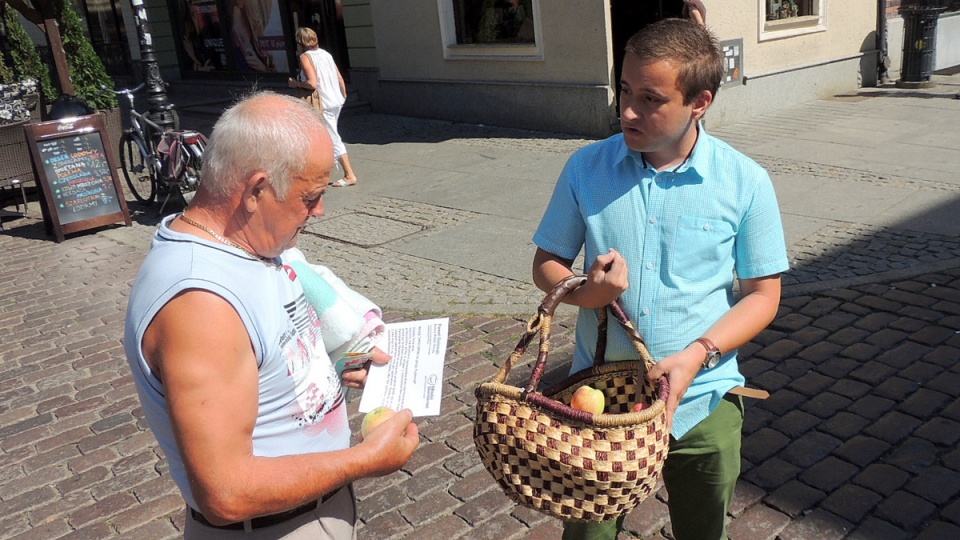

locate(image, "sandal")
[[330, 178, 357, 187]]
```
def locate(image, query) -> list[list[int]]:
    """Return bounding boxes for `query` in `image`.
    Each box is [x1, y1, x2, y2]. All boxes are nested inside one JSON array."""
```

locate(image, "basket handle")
[[527, 275, 656, 394]]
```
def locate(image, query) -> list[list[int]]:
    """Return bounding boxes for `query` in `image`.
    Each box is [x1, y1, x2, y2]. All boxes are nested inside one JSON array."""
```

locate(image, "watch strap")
[[693, 337, 720, 367]]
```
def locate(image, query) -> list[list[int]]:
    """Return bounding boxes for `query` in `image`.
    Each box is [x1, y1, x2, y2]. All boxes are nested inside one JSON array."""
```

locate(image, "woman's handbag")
[[474, 275, 670, 522]]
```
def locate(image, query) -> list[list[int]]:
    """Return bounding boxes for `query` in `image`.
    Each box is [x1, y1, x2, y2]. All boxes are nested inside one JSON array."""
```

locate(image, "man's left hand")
[[341, 347, 391, 389], [646, 345, 703, 433]]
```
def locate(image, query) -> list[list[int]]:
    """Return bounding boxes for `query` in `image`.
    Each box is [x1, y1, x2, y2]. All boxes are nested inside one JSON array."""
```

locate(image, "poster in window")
[[228, 0, 289, 73], [180, 0, 227, 72], [455, 0, 535, 45]]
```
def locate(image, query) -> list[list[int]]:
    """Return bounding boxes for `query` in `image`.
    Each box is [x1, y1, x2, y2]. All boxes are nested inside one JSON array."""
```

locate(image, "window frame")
[[437, 0, 544, 60], [758, 0, 827, 41]]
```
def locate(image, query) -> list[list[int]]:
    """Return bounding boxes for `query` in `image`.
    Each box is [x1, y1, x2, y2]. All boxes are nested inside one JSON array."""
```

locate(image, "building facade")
[[80, 0, 960, 136]]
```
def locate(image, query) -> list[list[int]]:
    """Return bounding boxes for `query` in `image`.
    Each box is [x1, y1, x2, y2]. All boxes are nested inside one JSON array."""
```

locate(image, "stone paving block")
[[621, 493, 670, 538], [846, 517, 911, 540], [866, 328, 911, 350], [725, 502, 790, 540], [448, 468, 498, 502], [508, 504, 554, 528], [750, 370, 792, 393], [770, 313, 813, 333], [875, 490, 938, 531], [453, 489, 519, 526], [884, 437, 939, 473], [914, 417, 960, 447], [853, 311, 901, 332], [742, 457, 801, 490], [925, 370, 960, 397], [770, 410, 819, 438], [821, 484, 883, 523], [899, 388, 950, 418], [358, 510, 414, 537], [922, 346, 960, 369], [778, 508, 853, 540], [399, 489, 463, 526], [799, 392, 852, 418], [828, 379, 872, 400], [757, 389, 807, 417], [766, 479, 826, 518], [916, 521, 960, 540], [780, 431, 842, 469], [864, 411, 923, 444], [742, 428, 791, 464], [904, 466, 960, 505], [847, 395, 897, 420], [909, 325, 957, 346], [852, 463, 910, 496], [826, 326, 871, 346], [873, 376, 921, 401], [850, 361, 900, 386], [789, 326, 831, 346], [816, 356, 861, 379], [811, 311, 861, 332], [773, 357, 816, 379], [942, 447, 960, 471], [877, 342, 934, 370], [730, 480, 765, 518], [754, 339, 804, 361], [356, 483, 412, 520], [833, 436, 891, 468], [788, 371, 835, 396], [799, 297, 844, 318], [798, 456, 860, 493], [944, 498, 960, 526]]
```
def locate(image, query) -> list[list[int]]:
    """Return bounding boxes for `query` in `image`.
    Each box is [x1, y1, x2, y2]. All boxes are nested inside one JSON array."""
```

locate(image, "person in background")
[[684, 0, 707, 25], [289, 26, 359, 187], [531, 18, 788, 540], [124, 91, 418, 539]]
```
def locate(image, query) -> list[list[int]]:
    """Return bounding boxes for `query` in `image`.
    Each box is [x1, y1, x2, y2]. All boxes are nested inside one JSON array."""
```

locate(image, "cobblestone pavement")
[[2, 85, 960, 539]]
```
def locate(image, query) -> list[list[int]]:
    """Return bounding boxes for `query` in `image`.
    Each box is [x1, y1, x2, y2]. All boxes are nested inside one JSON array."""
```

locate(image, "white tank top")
[[124, 215, 350, 510]]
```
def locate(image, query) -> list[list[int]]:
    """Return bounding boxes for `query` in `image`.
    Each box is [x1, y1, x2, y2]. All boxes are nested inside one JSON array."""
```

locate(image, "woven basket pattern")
[[474, 276, 670, 522]]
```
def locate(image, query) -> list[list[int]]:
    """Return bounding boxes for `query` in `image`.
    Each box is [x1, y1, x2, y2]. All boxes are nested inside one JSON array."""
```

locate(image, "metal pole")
[[130, 0, 177, 131]]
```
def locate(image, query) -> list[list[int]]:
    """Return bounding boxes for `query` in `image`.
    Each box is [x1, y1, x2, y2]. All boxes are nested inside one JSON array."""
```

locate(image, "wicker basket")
[[474, 276, 670, 522]]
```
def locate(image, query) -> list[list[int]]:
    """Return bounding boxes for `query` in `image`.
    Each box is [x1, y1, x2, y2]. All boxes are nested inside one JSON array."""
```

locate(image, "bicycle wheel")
[[119, 132, 155, 204]]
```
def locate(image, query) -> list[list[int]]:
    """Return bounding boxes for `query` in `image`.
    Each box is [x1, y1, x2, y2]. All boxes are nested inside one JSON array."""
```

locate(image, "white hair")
[[200, 91, 327, 200]]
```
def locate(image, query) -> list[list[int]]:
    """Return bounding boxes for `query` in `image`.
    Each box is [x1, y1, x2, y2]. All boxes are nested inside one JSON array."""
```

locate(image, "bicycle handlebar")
[[100, 83, 146, 96]]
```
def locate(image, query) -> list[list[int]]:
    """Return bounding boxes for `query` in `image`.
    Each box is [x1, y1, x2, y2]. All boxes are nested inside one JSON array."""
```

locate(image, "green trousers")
[[562, 394, 743, 540]]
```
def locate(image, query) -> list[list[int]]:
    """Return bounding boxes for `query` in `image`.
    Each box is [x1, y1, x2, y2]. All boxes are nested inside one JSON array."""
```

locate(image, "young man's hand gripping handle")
[[532, 248, 629, 309]]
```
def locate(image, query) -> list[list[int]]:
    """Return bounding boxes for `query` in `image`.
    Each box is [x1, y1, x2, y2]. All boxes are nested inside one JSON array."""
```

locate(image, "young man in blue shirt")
[[532, 18, 789, 540]]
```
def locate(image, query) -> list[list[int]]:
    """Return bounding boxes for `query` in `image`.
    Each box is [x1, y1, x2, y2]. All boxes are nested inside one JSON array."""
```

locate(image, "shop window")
[[759, 0, 826, 41], [438, 0, 542, 59]]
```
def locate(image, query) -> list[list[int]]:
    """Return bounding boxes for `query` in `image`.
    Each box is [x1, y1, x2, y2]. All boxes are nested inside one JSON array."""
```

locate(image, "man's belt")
[[189, 486, 342, 531]]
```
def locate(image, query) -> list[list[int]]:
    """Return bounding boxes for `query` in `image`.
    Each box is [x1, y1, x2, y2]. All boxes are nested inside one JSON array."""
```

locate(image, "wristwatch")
[[693, 337, 721, 370]]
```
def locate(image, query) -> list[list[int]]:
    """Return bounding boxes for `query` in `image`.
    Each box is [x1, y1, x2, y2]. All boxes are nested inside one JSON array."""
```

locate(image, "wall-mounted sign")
[[720, 38, 744, 87]]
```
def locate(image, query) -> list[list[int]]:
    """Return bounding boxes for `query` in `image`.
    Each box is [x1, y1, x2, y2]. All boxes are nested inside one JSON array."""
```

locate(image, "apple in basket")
[[632, 401, 650, 412], [360, 406, 397, 440], [570, 385, 605, 415]]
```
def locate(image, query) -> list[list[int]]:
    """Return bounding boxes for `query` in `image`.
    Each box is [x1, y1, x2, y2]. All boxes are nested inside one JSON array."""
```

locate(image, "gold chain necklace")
[[178, 214, 279, 267]]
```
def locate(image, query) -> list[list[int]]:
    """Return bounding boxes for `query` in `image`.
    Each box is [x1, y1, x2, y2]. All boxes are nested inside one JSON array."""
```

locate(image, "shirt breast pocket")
[[670, 215, 735, 282]]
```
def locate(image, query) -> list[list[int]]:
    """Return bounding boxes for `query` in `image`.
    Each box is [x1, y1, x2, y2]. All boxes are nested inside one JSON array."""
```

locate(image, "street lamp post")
[[130, 0, 178, 131]]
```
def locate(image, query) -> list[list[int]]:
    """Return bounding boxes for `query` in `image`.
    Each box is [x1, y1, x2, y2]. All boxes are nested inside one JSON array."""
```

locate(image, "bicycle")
[[101, 84, 207, 214]]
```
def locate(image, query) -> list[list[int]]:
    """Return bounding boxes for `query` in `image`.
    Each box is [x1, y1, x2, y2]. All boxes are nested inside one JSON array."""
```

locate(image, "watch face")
[[705, 351, 721, 369]]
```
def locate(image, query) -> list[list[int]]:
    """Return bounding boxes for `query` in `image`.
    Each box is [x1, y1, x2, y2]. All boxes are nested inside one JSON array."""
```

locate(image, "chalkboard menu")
[[24, 113, 130, 242]]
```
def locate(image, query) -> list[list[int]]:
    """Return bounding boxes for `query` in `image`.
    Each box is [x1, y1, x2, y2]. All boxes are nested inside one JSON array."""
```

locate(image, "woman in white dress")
[[289, 27, 358, 186]]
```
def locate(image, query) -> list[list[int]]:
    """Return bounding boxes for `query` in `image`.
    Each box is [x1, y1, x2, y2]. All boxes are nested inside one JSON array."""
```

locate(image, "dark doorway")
[[610, 0, 684, 108], [81, 0, 132, 77], [286, 0, 350, 81]]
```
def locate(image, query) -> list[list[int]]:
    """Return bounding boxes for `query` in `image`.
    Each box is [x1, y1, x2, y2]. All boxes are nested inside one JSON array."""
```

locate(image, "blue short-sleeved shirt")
[[533, 128, 789, 438]]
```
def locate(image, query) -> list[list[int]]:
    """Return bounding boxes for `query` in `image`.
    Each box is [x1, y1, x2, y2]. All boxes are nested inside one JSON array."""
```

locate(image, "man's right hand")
[[358, 409, 420, 477], [581, 248, 629, 308]]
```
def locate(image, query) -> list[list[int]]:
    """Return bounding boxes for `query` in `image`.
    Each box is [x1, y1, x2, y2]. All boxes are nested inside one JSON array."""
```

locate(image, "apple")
[[632, 402, 649, 412], [570, 385, 605, 415], [360, 406, 397, 439]]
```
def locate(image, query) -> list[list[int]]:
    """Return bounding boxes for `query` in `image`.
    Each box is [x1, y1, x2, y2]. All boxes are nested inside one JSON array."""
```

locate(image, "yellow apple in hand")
[[360, 407, 397, 439], [570, 385, 605, 415]]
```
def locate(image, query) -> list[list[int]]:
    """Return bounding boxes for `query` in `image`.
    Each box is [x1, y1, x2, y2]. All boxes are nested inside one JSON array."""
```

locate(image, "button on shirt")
[[533, 128, 789, 438]]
